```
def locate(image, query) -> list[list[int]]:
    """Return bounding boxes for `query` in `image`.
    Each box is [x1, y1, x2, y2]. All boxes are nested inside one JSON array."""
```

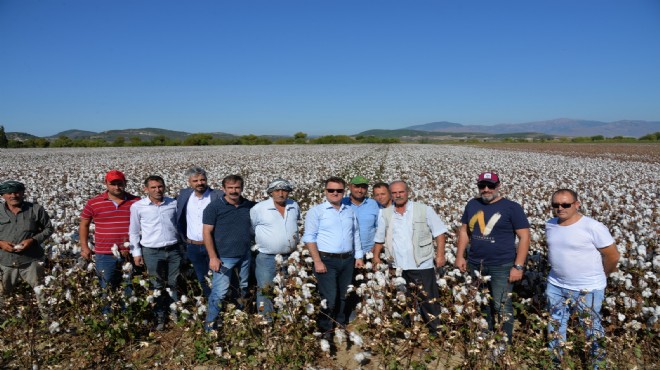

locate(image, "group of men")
[[0, 170, 619, 365]]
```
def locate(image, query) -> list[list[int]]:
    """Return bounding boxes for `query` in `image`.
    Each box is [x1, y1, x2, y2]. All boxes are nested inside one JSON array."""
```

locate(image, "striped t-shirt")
[[80, 191, 140, 255]]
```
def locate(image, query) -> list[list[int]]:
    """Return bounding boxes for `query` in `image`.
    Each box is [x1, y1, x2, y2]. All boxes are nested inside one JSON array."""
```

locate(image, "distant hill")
[[7, 132, 38, 141], [358, 129, 553, 140], [49, 129, 97, 139], [400, 118, 660, 137]]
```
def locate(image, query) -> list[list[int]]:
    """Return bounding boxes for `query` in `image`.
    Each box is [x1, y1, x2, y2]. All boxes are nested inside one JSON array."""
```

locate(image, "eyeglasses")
[[326, 188, 345, 194], [477, 182, 498, 190], [551, 202, 575, 209]]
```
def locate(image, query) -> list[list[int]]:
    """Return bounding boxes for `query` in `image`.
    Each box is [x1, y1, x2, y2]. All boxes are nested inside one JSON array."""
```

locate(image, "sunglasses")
[[551, 202, 574, 209], [326, 188, 345, 194], [477, 182, 498, 190]]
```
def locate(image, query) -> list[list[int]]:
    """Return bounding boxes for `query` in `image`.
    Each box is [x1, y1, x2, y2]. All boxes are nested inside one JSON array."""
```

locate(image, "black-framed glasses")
[[326, 188, 345, 194], [477, 182, 498, 190], [551, 202, 575, 209]]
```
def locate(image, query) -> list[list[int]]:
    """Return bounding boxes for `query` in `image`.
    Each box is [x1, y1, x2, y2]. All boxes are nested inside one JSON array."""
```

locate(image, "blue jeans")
[[255, 252, 288, 318], [314, 254, 354, 333], [546, 283, 605, 364], [185, 243, 211, 298], [95, 253, 132, 314], [142, 245, 183, 319], [205, 249, 251, 329], [468, 262, 514, 342]]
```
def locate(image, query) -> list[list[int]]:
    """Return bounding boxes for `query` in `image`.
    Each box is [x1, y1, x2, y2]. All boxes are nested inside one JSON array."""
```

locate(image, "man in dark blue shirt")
[[202, 174, 255, 331], [455, 172, 530, 344]]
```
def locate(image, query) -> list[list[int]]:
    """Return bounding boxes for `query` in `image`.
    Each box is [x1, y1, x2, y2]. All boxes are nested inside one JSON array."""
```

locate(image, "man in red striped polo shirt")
[[79, 170, 140, 304]]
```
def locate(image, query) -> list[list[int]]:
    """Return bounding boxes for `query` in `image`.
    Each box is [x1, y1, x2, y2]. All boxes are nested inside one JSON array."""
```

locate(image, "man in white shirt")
[[176, 167, 223, 298], [372, 181, 447, 335], [129, 175, 181, 331], [545, 188, 619, 367], [250, 178, 300, 319]]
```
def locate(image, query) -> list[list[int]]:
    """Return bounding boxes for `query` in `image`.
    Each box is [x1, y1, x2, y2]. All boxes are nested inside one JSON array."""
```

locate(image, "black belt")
[[159, 243, 180, 251], [318, 251, 353, 259]]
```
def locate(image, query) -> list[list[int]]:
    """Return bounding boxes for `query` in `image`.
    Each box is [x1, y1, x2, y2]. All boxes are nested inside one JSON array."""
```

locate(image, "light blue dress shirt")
[[302, 201, 363, 259], [250, 197, 300, 255], [341, 197, 380, 253]]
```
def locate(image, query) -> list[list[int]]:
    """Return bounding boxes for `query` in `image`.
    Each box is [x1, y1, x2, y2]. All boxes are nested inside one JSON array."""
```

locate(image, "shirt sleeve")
[[128, 203, 142, 256], [301, 206, 319, 244], [426, 206, 448, 237], [80, 200, 94, 219], [353, 213, 364, 259], [373, 211, 386, 244], [511, 202, 531, 230], [592, 220, 615, 248], [32, 205, 54, 244], [202, 201, 216, 225]]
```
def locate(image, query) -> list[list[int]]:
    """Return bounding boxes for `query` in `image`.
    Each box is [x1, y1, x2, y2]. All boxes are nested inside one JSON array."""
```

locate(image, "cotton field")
[[0, 144, 658, 369]]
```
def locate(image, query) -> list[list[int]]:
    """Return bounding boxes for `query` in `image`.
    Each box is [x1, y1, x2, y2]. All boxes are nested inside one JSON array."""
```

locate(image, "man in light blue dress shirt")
[[302, 176, 363, 339], [250, 178, 300, 319], [129, 175, 182, 331], [341, 175, 380, 255]]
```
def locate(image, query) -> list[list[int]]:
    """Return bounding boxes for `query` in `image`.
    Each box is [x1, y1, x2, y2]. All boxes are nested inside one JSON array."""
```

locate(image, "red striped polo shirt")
[[80, 191, 140, 255]]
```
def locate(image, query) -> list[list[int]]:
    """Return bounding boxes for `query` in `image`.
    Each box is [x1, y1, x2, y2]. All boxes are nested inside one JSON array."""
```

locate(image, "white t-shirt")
[[546, 215, 615, 290]]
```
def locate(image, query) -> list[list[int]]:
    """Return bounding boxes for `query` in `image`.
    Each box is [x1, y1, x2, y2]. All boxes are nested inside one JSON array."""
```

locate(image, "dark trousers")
[[314, 254, 354, 333], [402, 268, 441, 333]]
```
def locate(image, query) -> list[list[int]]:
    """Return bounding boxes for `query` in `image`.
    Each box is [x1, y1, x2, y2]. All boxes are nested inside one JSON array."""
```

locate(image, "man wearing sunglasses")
[[545, 189, 619, 367], [455, 171, 530, 345], [303, 176, 363, 341]]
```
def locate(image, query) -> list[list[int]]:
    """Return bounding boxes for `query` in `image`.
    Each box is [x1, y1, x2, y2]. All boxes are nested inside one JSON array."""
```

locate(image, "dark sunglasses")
[[326, 188, 345, 194], [551, 202, 574, 209], [477, 182, 498, 190]]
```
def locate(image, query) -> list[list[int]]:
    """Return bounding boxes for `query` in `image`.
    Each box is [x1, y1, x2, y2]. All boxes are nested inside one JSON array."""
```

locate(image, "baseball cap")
[[477, 172, 500, 184], [349, 176, 369, 185], [105, 170, 126, 183]]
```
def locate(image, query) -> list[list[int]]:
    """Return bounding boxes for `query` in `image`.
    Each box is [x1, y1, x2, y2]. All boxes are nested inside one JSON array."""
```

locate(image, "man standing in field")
[[372, 182, 392, 209], [545, 189, 619, 367], [202, 175, 255, 331], [176, 166, 223, 298], [342, 176, 380, 256], [250, 178, 300, 319], [0, 180, 53, 318], [455, 171, 530, 344], [303, 176, 363, 339], [372, 180, 447, 334], [129, 175, 182, 331], [80, 170, 140, 310]]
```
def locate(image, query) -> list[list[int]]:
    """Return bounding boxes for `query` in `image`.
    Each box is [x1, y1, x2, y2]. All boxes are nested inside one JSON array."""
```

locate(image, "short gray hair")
[[184, 166, 207, 178]]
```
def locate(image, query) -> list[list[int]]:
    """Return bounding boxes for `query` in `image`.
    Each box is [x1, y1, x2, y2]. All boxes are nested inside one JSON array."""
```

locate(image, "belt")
[[318, 251, 353, 259], [186, 239, 204, 245]]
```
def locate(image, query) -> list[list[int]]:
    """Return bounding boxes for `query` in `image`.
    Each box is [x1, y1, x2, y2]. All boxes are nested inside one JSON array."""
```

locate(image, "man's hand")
[[133, 256, 144, 266], [372, 256, 381, 271], [435, 254, 446, 268], [454, 255, 467, 272], [509, 268, 523, 283], [15, 238, 35, 252], [80, 243, 93, 259], [313, 260, 327, 274], [355, 258, 364, 269], [209, 257, 222, 272], [0, 240, 15, 252]]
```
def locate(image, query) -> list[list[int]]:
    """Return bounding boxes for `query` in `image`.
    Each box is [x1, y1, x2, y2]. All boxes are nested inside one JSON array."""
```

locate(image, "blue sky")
[[1, 0, 659, 137]]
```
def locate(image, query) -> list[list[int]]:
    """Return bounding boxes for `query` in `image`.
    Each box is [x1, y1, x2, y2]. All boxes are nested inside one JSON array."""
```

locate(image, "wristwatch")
[[513, 264, 525, 271]]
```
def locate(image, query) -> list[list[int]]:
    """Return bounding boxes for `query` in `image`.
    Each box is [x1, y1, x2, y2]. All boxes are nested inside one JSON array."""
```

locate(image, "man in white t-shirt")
[[545, 189, 620, 368]]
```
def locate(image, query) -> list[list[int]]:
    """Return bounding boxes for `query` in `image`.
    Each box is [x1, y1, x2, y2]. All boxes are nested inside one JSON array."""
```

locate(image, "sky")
[[1, 0, 660, 137]]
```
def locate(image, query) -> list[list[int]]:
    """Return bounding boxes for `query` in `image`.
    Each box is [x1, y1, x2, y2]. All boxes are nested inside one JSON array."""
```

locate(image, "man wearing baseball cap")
[[342, 176, 380, 255], [0, 180, 54, 318], [454, 171, 530, 346], [79, 170, 140, 312]]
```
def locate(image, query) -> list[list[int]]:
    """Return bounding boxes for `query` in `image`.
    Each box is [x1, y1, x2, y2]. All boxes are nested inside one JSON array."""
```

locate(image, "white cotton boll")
[[349, 331, 363, 346], [298, 269, 308, 279], [287, 264, 296, 275], [147, 295, 155, 304], [394, 277, 407, 286], [214, 346, 223, 356], [44, 275, 55, 286], [642, 288, 652, 298], [273, 274, 282, 285], [65, 289, 72, 302], [373, 317, 382, 325], [197, 305, 206, 315], [618, 313, 626, 322], [354, 351, 371, 362], [346, 285, 355, 294], [48, 321, 60, 334], [111, 244, 120, 258], [129, 296, 138, 303], [33, 285, 44, 296], [438, 278, 447, 288], [305, 257, 313, 264], [395, 267, 403, 277], [355, 274, 364, 281], [306, 303, 314, 314], [153, 289, 161, 297], [139, 279, 148, 287], [123, 242, 130, 248], [320, 299, 327, 309], [455, 305, 464, 314], [294, 277, 302, 286], [320, 339, 331, 352], [180, 295, 188, 304], [275, 254, 283, 264], [605, 296, 616, 307], [122, 262, 132, 272], [170, 303, 178, 311]]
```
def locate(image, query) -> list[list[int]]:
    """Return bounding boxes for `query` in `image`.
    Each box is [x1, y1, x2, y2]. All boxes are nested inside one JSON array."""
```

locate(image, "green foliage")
[[0, 125, 8, 148], [639, 131, 659, 140]]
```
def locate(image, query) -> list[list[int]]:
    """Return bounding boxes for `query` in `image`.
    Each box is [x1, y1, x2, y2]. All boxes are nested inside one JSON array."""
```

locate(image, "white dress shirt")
[[129, 197, 179, 256], [185, 188, 212, 241]]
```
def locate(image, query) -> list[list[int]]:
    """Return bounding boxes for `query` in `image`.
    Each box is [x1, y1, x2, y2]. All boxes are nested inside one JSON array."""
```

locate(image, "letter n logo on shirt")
[[469, 211, 501, 236]]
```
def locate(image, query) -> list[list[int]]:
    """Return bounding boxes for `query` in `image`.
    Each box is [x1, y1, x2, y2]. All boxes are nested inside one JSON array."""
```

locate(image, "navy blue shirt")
[[203, 196, 256, 258], [461, 198, 530, 266]]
